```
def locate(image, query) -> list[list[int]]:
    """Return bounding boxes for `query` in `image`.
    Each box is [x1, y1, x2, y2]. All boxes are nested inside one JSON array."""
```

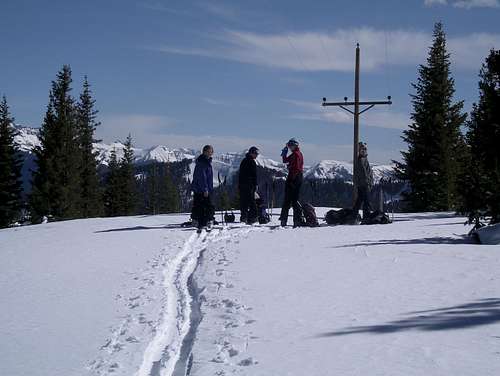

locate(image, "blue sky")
[[1, 0, 499, 164]]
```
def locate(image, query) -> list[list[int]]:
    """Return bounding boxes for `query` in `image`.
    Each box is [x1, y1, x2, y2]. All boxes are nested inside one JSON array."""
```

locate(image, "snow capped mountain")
[[13, 125, 395, 183], [304, 159, 395, 183], [13, 125, 41, 152], [304, 160, 353, 181], [139, 145, 196, 164]]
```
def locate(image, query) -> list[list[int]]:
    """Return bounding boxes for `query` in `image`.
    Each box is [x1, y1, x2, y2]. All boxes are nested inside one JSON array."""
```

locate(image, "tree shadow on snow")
[[95, 224, 185, 233], [316, 298, 500, 338], [332, 234, 472, 248]]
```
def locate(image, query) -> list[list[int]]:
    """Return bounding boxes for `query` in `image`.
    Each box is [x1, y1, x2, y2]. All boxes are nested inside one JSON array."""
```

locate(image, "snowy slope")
[[191, 211, 500, 376], [1, 212, 499, 376]]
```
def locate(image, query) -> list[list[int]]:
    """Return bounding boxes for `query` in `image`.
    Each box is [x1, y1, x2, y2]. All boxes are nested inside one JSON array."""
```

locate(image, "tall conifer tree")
[[0, 96, 23, 227], [458, 49, 500, 223], [396, 22, 466, 211], [30, 65, 82, 221], [77, 76, 103, 217], [119, 134, 138, 215]]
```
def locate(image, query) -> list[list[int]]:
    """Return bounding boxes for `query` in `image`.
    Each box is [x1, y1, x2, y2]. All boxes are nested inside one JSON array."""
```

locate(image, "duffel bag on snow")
[[361, 210, 392, 225], [325, 208, 361, 225]]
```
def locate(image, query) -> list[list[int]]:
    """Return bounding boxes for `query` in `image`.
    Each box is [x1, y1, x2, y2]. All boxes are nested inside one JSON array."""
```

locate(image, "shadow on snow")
[[316, 298, 500, 338], [95, 224, 186, 233], [331, 235, 473, 248]]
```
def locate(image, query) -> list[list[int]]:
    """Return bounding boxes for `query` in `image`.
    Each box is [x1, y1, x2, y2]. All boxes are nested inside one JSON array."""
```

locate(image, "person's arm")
[[281, 146, 289, 163]]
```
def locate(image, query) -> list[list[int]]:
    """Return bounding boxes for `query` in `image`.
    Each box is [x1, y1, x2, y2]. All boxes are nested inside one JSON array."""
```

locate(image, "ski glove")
[[281, 147, 288, 158]]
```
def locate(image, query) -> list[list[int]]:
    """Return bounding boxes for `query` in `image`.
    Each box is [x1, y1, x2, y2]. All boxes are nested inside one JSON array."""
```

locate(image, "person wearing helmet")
[[279, 138, 304, 227], [238, 146, 259, 224], [353, 142, 373, 219]]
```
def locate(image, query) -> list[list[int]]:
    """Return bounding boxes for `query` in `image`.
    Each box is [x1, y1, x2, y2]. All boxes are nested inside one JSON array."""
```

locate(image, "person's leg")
[[239, 187, 250, 222], [247, 188, 258, 223], [206, 194, 215, 225], [353, 187, 363, 214], [192, 193, 203, 227], [291, 176, 303, 226], [362, 188, 372, 218], [279, 182, 293, 225]]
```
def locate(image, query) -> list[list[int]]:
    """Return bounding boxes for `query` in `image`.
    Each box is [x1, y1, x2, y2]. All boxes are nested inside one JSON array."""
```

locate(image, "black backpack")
[[300, 202, 319, 227], [360, 210, 391, 225], [325, 208, 361, 226]]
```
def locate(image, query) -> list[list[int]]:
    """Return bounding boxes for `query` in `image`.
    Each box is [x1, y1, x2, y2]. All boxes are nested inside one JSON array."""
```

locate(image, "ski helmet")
[[287, 138, 299, 147]]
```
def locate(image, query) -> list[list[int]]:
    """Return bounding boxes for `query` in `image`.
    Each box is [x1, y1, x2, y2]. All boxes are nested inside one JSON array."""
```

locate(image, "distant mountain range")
[[14, 125, 395, 187]]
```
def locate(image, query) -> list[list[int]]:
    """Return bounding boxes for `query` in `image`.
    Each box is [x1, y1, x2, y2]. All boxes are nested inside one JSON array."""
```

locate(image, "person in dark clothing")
[[191, 145, 215, 230], [279, 138, 304, 227], [238, 146, 259, 224], [353, 142, 374, 219]]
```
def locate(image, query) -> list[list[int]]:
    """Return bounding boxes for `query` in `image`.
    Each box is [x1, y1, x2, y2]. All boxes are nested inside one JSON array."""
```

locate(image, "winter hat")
[[248, 146, 259, 154], [287, 138, 299, 147]]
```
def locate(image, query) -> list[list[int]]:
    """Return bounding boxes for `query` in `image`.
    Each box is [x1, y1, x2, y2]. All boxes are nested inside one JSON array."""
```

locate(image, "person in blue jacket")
[[191, 145, 215, 230]]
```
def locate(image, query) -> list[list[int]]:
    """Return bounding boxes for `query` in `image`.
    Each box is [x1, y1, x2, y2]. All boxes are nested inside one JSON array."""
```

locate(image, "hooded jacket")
[[191, 154, 214, 193]]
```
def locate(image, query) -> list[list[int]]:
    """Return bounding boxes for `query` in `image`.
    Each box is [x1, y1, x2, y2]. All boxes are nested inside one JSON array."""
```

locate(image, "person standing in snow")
[[353, 142, 373, 219], [191, 145, 215, 230], [279, 138, 304, 227], [238, 146, 259, 224]]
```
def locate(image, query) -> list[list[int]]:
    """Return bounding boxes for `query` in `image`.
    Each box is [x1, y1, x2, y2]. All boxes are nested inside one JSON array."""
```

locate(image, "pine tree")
[[104, 148, 122, 216], [76, 76, 103, 217], [0, 96, 24, 227], [30, 65, 83, 222], [119, 134, 138, 215], [459, 49, 500, 224], [395, 22, 466, 211]]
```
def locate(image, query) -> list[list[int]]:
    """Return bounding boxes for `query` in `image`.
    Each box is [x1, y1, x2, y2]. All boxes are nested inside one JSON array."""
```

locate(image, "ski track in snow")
[[135, 230, 214, 376], [136, 225, 260, 376], [88, 223, 261, 376]]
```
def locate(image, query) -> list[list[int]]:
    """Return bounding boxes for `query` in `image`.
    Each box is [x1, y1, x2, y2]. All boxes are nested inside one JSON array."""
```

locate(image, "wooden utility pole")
[[322, 43, 392, 202]]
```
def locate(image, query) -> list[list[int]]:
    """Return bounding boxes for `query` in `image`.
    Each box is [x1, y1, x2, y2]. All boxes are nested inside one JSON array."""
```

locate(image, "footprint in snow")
[[238, 357, 257, 366], [125, 336, 139, 343]]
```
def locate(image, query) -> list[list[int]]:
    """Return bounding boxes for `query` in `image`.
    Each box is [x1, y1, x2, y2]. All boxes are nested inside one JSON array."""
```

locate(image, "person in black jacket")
[[238, 146, 259, 224]]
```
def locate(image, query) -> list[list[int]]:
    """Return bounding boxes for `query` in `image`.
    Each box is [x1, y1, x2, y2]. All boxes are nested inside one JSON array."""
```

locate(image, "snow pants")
[[239, 185, 258, 223], [280, 173, 303, 226], [353, 185, 372, 218], [191, 192, 215, 228]]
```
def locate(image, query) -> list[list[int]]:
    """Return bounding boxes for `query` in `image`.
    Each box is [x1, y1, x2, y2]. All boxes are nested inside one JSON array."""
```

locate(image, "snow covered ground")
[[1, 211, 499, 375]]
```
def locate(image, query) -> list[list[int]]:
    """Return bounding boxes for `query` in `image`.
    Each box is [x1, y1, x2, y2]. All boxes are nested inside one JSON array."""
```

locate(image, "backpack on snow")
[[360, 210, 391, 225], [325, 208, 361, 226], [299, 202, 319, 227]]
